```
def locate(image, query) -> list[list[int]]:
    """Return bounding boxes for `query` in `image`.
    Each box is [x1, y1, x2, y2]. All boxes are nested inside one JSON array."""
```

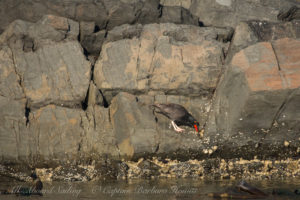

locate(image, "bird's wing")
[[153, 103, 187, 120]]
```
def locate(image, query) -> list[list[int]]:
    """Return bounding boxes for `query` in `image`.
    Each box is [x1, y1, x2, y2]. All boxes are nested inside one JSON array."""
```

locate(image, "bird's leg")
[[171, 121, 185, 132]]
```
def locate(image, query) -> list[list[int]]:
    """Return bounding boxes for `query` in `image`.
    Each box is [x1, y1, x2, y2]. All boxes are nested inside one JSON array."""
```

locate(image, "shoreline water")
[[1, 178, 300, 200]]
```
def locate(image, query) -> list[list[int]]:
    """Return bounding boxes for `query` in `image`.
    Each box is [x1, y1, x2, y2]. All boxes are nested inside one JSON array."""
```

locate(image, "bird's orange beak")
[[194, 124, 199, 132]]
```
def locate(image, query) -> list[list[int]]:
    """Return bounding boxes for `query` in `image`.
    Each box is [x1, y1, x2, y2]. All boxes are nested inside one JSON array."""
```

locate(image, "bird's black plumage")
[[152, 103, 199, 132]]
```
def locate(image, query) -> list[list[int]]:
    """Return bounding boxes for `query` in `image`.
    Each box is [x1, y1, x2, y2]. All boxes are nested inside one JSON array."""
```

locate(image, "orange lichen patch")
[[273, 38, 300, 66], [25, 74, 51, 101], [151, 45, 184, 89], [125, 112, 136, 124], [273, 38, 300, 89], [284, 72, 300, 89], [263, 75, 284, 90], [231, 49, 250, 69], [119, 138, 134, 158], [124, 39, 139, 83], [51, 112, 57, 122], [232, 42, 285, 91], [182, 42, 218, 66], [151, 40, 222, 90], [33, 104, 56, 119], [69, 118, 77, 125]]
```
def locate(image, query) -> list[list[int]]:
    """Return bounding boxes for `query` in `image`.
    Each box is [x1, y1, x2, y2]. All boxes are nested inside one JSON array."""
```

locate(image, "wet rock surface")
[[0, 0, 300, 182]]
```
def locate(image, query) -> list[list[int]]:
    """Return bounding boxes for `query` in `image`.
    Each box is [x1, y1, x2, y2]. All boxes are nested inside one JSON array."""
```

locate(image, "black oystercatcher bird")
[[152, 103, 200, 133]]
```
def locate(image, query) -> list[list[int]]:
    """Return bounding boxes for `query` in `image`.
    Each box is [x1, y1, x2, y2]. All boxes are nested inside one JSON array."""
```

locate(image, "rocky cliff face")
[[0, 0, 300, 179]]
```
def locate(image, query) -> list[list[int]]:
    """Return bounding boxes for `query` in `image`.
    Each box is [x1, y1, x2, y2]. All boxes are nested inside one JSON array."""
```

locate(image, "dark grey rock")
[[0, 0, 299, 33], [160, 6, 198, 25], [0, 96, 27, 162], [189, 0, 299, 28], [109, 92, 158, 159], [75, 1, 108, 30], [80, 21, 95, 41], [37, 15, 79, 41], [28, 105, 84, 161], [137, 159, 161, 177], [3, 103, 118, 164], [134, 0, 161, 24], [0, 20, 65, 50], [104, 0, 136, 30], [13, 41, 90, 109], [80, 29, 106, 56], [0, 0, 160, 35], [106, 24, 143, 43], [109, 92, 208, 160], [81, 105, 119, 158], [0, 17, 90, 109], [87, 81, 104, 107], [0, 46, 24, 100], [79, 20, 106, 55], [278, 6, 300, 21]]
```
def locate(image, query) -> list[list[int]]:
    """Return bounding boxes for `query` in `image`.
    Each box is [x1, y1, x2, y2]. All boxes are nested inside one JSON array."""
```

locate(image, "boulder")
[[102, 0, 136, 30], [227, 20, 300, 63], [1, 0, 300, 33], [0, 46, 24, 99], [0, 0, 161, 34], [133, 0, 161, 24], [106, 24, 143, 43], [103, 0, 161, 30], [206, 38, 300, 158], [189, 0, 298, 28], [75, 1, 108, 29], [0, 100, 119, 164], [80, 105, 119, 158], [0, 15, 79, 49], [109, 92, 158, 159], [160, 6, 198, 25], [160, 0, 192, 10], [80, 29, 106, 56], [0, 17, 90, 109], [109, 92, 207, 160], [79, 21, 95, 41], [28, 104, 118, 163], [13, 41, 90, 109], [0, 96, 27, 162], [38, 15, 79, 40], [28, 105, 84, 161], [0, 20, 65, 49], [79, 21, 106, 56], [94, 23, 231, 102]]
